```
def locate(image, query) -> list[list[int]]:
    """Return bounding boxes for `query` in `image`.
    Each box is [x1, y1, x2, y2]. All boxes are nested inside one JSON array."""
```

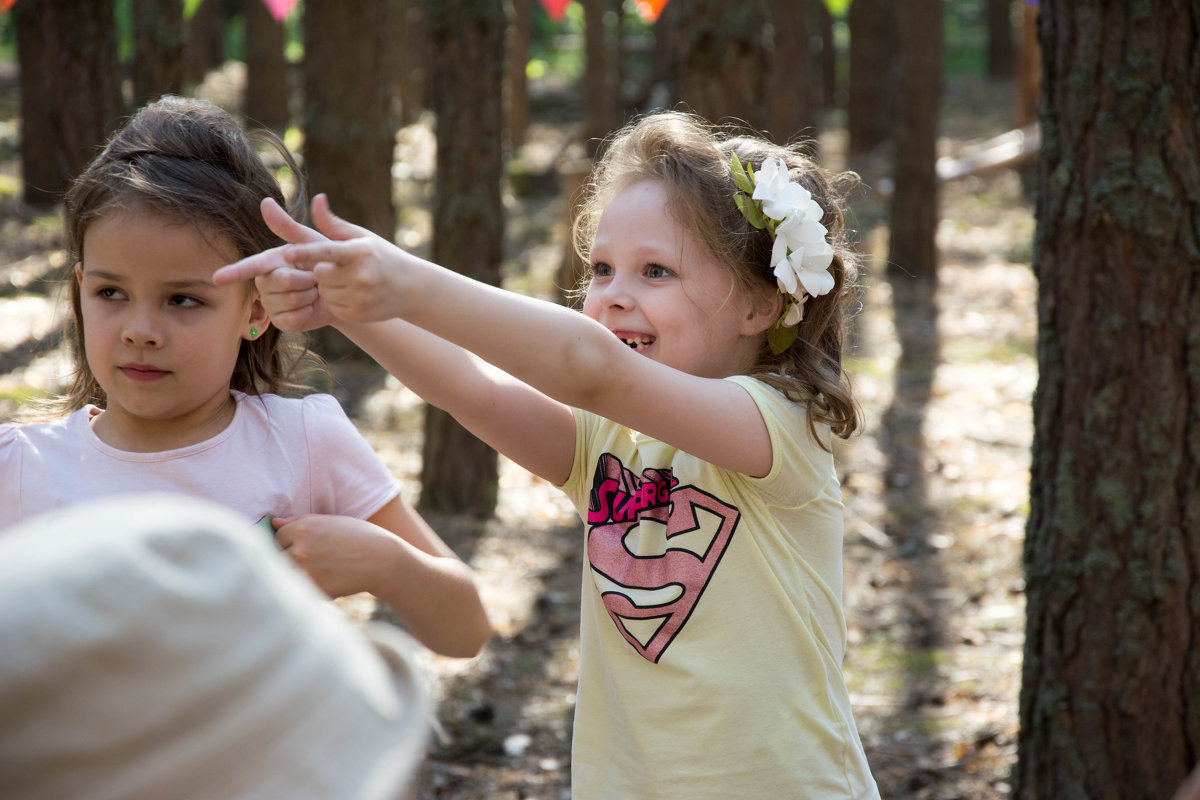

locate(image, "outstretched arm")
[[219, 197, 775, 477], [219, 197, 577, 485], [273, 496, 492, 658]]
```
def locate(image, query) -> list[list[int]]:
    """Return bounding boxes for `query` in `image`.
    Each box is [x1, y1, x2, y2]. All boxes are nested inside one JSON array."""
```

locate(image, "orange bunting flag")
[[635, 0, 669, 22], [1, 0, 18, 11], [261, 0, 299, 22], [538, 0, 572, 23]]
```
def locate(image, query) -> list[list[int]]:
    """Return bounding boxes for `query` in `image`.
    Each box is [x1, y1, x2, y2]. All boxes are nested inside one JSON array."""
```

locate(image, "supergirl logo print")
[[585, 453, 741, 663]]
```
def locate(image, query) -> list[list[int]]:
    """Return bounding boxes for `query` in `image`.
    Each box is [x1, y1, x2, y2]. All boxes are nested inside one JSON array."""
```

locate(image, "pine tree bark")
[[812, 0, 836, 111], [986, 0, 1015, 80], [184, 0, 226, 88], [132, 0, 185, 108], [302, 0, 395, 239], [668, 0, 771, 132], [886, 0, 941, 279], [846, 0, 894, 158], [244, 0, 290, 133], [506, 0, 532, 148], [764, 0, 812, 144], [14, 0, 123, 207], [1017, 3, 1200, 798], [301, 1, 396, 369], [582, 0, 622, 158], [394, 0, 430, 126], [419, 0, 506, 516]]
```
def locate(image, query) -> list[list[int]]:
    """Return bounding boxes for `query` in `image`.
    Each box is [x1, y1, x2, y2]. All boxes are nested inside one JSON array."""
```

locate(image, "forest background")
[[1, 1, 1197, 799]]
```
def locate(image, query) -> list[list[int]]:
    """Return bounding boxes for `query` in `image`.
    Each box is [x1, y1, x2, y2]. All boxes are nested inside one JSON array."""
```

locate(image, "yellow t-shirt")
[[560, 376, 879, 800]]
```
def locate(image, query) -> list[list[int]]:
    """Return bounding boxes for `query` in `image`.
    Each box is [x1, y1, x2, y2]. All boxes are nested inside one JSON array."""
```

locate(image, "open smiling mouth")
[[620, 335, 655, 351]]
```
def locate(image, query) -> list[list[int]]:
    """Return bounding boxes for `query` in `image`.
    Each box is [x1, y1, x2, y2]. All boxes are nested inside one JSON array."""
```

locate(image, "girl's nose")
[[588, 274, 636, 312], [122, 310, 162, 348]]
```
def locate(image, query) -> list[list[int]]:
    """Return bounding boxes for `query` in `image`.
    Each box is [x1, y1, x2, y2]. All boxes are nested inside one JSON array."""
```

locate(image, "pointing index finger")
[[213, 247, 298, 286]]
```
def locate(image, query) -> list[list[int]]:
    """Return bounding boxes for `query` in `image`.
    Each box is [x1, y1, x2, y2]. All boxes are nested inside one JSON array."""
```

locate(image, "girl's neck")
[[89, 392, 239, 453]]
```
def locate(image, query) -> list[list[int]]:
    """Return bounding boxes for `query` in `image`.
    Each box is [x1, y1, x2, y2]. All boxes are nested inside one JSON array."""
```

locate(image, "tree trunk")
[[812, 0, 837, 111], [132, 0, 185, 108], [668, 0, 770, 132], [1017, 3, 1200, 799], [420, 0, 506, 516], [14, 0, 123, 207], [244, 0, 290, 132], [886, 0, 941, 279], [506, 0, 532, 148], [184, 0, 227, 88], [301, 1, 397, 370], [764, 0, 812, 144], [846, 0, 894, 158], [986, 0, 1015, 80], [302, 0, 395, 238], [1015, 2, 1041, 127], [395, 0, 430, 126], [582, 0, 622, 158]]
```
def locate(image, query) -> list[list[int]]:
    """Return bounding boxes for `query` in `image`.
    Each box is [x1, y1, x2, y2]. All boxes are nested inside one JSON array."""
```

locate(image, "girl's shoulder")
[[232, 392, 363, 452], [234, 391, 348, 424], [724, 375, 834, 474], [0, 408, 90, 444], [0, 408, 94, 467], [725, 376, 811, 427]]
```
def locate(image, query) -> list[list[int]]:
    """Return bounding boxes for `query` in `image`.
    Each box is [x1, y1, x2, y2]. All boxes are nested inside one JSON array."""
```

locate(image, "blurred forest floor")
[[0, 62, 1035, 799]]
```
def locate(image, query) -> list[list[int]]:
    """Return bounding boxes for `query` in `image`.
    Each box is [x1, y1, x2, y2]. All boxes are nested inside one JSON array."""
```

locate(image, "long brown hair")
[[60, 95, 321, 413], [573, 111, 862, 443]]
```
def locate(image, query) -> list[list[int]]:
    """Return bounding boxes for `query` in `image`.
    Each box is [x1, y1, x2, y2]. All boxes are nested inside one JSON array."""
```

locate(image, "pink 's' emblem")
[[586, 454, 740, 662]]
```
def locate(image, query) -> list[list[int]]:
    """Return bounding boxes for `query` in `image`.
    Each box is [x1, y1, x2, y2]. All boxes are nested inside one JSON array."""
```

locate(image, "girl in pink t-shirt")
[[0, 96, 489, 658]]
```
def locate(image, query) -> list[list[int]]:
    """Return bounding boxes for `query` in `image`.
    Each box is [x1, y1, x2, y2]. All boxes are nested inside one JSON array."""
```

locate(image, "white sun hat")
[[0, 493, 433, 800]]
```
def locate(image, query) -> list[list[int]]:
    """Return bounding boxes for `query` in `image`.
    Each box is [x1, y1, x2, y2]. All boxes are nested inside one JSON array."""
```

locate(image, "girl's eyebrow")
[[82, 269, 216, 289]]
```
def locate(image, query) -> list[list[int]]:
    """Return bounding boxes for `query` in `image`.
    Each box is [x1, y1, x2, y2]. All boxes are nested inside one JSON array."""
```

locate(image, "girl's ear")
[[74, 263, 83, 284], [244, 294, 271, 341], [740, 284, 784, 337]]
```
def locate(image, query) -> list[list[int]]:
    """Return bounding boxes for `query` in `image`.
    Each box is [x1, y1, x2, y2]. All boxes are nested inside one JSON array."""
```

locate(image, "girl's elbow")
[[440, 611, 493, 659]]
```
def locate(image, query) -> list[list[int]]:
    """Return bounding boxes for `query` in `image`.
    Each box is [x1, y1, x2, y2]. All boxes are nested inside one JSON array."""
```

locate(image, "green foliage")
[[529, 0, 657, 86], [0, 12, 13, 61], [767, 319, 799, 355], [823, 0, 852, 17], [944, 0, 989, 77]]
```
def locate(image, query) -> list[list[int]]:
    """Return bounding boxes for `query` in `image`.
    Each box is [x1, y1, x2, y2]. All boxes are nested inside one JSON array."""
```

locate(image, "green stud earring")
[[249, 327, 258, 339]]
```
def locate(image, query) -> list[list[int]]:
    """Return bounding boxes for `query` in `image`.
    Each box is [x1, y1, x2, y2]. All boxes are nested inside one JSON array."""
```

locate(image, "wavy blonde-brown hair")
[[59, 95, 323, 414], [572, 110, 861, 444]]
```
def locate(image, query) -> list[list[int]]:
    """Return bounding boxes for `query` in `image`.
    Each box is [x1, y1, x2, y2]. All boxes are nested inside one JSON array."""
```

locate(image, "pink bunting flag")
[[261, 0, 300, 22], [538, 0, 572, 23], [635, 0, 669, 22]]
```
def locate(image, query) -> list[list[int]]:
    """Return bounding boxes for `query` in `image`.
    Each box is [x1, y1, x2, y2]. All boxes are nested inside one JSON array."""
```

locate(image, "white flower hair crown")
[[731, 153, 835, 354]]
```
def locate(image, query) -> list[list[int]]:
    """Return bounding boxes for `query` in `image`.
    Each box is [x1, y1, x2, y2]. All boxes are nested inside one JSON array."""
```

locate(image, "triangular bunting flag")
[[635, 0, 669, 22], [262, 0, 300, 22], [537, 0, 572, 23]]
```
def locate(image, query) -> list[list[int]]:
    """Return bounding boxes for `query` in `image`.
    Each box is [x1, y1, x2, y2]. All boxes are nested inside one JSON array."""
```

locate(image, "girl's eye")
[[170, 295, 202, 308], [589, 262, 613, 279], [646, 263, 672, 279], [97, 287, 124, 300]]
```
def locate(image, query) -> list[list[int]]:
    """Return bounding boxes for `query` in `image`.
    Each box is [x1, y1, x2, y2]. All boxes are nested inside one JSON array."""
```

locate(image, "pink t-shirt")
[[0, 392, 399, 529]]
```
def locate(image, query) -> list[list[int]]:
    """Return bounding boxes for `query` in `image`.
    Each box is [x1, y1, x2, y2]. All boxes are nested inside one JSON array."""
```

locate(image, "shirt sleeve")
[[0, 425, 21, 529], [725, 376, 837, 509], [299, 394, 400, 520]]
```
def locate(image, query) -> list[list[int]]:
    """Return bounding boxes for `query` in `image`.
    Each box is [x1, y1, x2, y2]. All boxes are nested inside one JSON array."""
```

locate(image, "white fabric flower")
[[733, 153, 836, 339], [752, 157, 815, 221], [770, 203, 834, 298]]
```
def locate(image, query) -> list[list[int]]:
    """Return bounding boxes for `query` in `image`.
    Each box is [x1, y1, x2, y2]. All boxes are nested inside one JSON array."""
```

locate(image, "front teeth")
[[621, 336, 654, 351]]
